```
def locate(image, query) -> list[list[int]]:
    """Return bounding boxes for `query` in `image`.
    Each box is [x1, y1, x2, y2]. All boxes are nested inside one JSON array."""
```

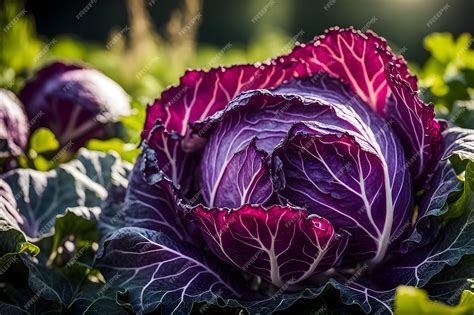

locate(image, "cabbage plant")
[[20, 62, 131, 151], [93, 28, 474, 314]]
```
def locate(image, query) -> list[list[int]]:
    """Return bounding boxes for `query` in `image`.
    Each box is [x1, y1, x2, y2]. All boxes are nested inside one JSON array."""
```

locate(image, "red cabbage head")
[[96, 28, 474, 315], [20, 62, 131, 150]]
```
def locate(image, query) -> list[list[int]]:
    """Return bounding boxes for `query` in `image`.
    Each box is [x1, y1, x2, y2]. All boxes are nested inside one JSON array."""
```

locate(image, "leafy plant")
[[0, 149, 132, 314], [93, 28, 474, 314], [19, 62, 132, 151], [418, 33, 474, 129]]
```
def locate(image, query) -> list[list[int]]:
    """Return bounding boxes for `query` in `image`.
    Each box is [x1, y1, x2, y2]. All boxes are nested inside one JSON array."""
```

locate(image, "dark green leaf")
[[70, 284, 131, 315], [0, 149, 131, 241]]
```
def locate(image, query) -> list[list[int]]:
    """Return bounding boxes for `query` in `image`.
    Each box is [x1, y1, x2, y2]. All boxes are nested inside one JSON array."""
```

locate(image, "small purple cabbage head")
[[20, 62, 131, 150]]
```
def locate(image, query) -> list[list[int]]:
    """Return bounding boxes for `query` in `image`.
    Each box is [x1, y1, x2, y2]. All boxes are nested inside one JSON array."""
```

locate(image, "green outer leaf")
[[0, 302, 29, 315], [69, 284, 131, 315], [0, 234, 39, 278], [424, 255, 474, 306], [449, 100, 474, 130], [1, 178, 39, 272], [1, 206, 127, 313], [0, 284, 63, 314], [47, 206, 101, 265], [442, 127, 474, 172], [53, 207, 100, 244], [20, 254, 91, 312], [394, 286, 474, 315], [0, 149, 132, 241], [0, 150, 133, 313], [97, 181, 128, 238], [0, 229, 39, 259], [406, 160, 462, 244], [445, 162, 474, 220]]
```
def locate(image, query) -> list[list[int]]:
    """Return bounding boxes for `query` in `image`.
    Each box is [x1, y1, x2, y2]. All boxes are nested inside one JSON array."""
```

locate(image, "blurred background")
[[1, 0, 473, 99], [23, 0, 474, 63], [1, 0, 473, 165]]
